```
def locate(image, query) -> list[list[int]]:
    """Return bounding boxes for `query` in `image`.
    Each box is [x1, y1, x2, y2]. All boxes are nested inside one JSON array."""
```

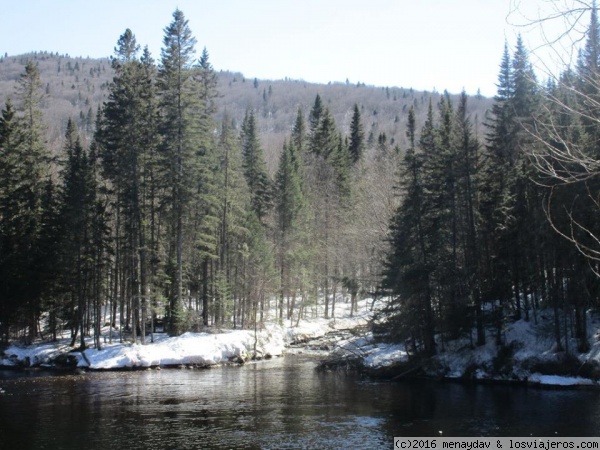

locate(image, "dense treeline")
[[0, 9, 387, 344], [379, 8, 600, 356]]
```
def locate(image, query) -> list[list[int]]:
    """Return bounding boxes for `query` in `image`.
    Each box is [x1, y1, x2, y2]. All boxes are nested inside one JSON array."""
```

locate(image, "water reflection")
[[1, 357, 600, 449]]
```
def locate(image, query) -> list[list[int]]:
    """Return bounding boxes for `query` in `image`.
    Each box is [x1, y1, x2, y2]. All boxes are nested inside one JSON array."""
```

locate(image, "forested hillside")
[[0, 50, 492, 171], [1, 5, 599, 365]]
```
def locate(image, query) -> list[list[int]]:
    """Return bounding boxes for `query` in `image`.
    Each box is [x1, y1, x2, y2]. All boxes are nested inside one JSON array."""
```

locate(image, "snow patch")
[[528, 373, 596, 387]]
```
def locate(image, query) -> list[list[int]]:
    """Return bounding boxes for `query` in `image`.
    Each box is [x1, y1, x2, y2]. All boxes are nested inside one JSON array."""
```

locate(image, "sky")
[[0, 0, 588, 97]]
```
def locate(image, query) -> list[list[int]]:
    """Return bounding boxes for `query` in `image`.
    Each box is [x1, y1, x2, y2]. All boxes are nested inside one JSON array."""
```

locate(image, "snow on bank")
[[0, 341, 74, 368], [284, 309, 370, 343], [81, 325, 286, 369], [528, 373, 596, 387], [1, 298, 375, 370], [331, 310, 600, 387], [325, 334, 409, 369]]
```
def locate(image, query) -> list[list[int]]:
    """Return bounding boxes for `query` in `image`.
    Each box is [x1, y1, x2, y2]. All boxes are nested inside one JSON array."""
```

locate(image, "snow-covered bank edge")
[[323, 313, 600, 389], [0, 300, 372, 371]]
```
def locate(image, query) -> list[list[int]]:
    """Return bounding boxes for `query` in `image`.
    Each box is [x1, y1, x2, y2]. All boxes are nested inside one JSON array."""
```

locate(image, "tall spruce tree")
[[189, 47, 221, 327], [96, 30, 161, 343], [305, 103, 343, 318], [348, 104, 365, 164], [241, 110, 271, 223], [275, 139, 304, 320], [308, 93, 323, 137], [216, 115, 251, 327], [60, 119, 97, 349], [381, 105, 435, 354], [481, 42, 518, 338], [455, 91, 485, 345], [291, 106, 307, 157], [0, 99, 22, 341], [157, 9, 199, 335], [0, 62, 51, 343]]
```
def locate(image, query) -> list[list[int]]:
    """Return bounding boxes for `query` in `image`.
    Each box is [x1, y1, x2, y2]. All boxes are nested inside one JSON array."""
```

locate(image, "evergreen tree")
[[481, 36, 545, 341], [37, 177, 63, 342], [576, 3, 600, 155], [96, 30, 161, 343], [241, 110, 271, 223], [291, 106, 306, 157], [577, 3, 600, 92], [348, 103, 365, 163], [60, 119, 97, 349], [309, 107, 338, 158], [157, 9, 199, 335], [275, 139, 304, 319], [480, 42, 519, 335], [0, 99, 22, 341], [381, 105, 435, 354], [197, 47, 218, 118], [0, 62, 51, 343], [455, 91, 485, 345], [308, 93, 323, 136], [305, 104, 344, 318], [216, 115, 251, 327]]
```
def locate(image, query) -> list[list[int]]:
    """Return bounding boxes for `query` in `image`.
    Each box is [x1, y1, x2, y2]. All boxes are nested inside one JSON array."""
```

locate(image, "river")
[[1, 355, 599, 449]]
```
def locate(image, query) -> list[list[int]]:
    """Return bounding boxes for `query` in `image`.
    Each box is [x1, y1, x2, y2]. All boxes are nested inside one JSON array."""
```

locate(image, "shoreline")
[[4, 299, 600, 392]]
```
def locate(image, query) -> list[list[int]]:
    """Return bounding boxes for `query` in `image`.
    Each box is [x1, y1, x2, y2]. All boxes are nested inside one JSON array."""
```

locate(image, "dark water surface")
[[1, 356, 599, 449]]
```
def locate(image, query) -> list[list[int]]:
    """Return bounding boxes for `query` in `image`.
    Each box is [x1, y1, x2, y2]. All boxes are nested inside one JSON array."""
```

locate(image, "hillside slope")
[[0, 52, 493, 168]]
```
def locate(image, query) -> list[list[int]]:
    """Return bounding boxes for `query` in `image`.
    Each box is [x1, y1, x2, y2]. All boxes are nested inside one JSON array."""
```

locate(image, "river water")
[[1, 355, 599, 449]]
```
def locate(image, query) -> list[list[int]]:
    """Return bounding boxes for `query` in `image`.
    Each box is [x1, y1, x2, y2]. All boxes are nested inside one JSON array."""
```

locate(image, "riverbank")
[[322, 309, 600, 389], [5, 298, 600, 390], [0, 298, 373, 370]]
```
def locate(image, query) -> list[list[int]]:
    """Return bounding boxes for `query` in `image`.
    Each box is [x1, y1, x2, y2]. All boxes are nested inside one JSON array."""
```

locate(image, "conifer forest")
[[1, 6, 600, 362]]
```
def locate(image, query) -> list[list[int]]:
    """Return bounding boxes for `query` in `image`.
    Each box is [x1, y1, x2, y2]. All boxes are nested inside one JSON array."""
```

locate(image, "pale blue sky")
[[0, 1, 584, 96]]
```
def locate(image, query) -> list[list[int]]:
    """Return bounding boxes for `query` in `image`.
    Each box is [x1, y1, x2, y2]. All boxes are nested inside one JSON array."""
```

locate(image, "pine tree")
[[0, 99, 22, 341], [157, 9, 199, 335], [380, 105, 435, 354], [308, 93, 323, 136], [305, 104, 343, 318], [216, 115, 251, 327], [241, 110, 271, 223], [455, 91, 485, 345], [309, 107, 338, 158], [275, 139, 304, 320], [96, 30, 161, 343], [189, 46, 221, 327], [60, 119, 96, 349], [481, 36, 544, 339], [37, 177, 63, 342], [197, 47, 218, 119], [114, 28, 139, 62], [1, 61, 51, 343], [291, 106, 306, 157], [578, 3, 600, 92], [481, 43, 518, 338], [348, 104, 365, 164]]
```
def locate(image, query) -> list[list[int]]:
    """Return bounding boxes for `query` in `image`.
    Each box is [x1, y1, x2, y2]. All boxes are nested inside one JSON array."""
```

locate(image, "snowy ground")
[[0, 297, 374, 371]]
